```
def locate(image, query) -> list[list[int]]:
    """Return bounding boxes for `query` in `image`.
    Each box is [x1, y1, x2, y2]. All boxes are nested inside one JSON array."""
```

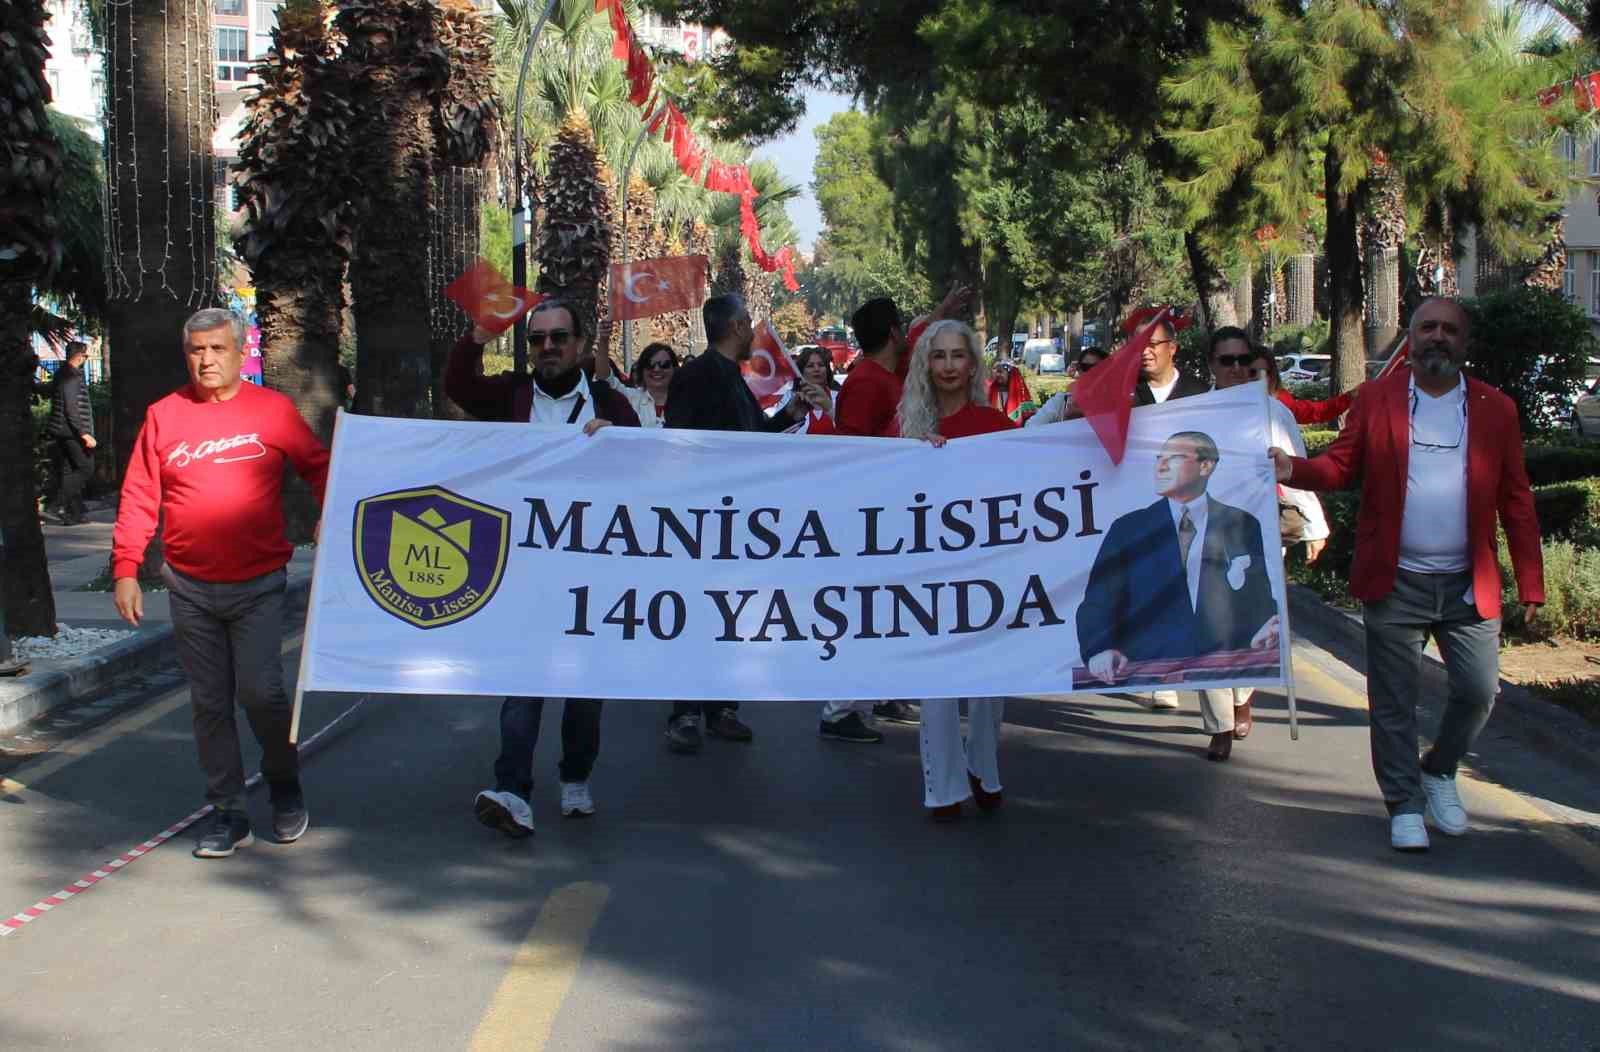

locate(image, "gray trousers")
[[1364, 568, 1500, 817], [163, 564, 299, 811]]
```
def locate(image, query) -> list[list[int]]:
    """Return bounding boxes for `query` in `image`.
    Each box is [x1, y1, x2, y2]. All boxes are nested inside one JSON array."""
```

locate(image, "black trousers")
[[494, 697, 603, 800], [50, 436, 93, 516], [163, 564, 299, 810]]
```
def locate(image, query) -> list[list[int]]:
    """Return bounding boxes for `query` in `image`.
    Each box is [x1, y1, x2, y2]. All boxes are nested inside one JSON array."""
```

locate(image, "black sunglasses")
[[528, 329, 573, 348], [645, 358, 676, 371], [1213, 353, 1254, 368]]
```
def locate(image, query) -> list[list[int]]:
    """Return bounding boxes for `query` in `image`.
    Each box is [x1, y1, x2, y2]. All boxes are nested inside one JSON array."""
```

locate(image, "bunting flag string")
[[593, 0, 799, 292]]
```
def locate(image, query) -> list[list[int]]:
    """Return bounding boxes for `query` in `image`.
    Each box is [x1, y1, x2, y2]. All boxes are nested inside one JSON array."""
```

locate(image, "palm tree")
[[428, 0, 499, 415], [707, 157, 801, 324], [234, 0, 353, 538], [334, 0, 447, 418], [102, 0, 218, 581], [0, 0, 63, 637]]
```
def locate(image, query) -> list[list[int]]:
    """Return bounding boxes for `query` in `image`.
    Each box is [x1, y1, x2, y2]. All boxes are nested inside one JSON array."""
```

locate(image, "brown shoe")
[[1232, 701, 1253, 740], [1207, 733, 1233, 762], [967, 771, 1003, 812], [928, 803, 962, 822]]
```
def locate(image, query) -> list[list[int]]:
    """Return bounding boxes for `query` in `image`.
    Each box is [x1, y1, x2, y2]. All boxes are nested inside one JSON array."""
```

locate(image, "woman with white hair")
[[897, 320, 1016, 820]]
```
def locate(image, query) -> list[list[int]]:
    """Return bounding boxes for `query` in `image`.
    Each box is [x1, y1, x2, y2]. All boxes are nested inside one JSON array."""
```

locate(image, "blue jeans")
[[494, 697, 602, 800], [1363, 569, 1500, 816]]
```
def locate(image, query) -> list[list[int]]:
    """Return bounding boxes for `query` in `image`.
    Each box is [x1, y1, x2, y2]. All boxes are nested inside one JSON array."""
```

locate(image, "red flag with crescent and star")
[[608, 255, 708, 321], [444, 259, 545, 336], [742, 320, 799, 408]]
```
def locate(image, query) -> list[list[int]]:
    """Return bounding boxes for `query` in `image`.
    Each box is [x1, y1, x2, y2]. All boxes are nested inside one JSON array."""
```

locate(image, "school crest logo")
[[352, 486, 510, 629]]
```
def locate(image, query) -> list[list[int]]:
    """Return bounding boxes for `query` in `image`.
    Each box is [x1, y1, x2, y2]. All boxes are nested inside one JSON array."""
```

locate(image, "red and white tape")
[[1, 696, 367, 939], [2, 804, 215, 936]]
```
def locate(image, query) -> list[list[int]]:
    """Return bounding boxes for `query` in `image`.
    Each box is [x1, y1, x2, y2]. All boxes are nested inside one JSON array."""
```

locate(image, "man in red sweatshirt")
[[113, 308, 330, 859]]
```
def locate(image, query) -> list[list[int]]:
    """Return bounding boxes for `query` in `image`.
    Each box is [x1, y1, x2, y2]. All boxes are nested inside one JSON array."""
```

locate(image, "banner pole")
[[1259, 375, 1301, 742], [290, 408, 348, 744]]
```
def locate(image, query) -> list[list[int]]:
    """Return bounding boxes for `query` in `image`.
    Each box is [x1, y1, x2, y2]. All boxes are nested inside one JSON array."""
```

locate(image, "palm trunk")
[[0, 283, 56, 636], [104, 0, 216, 580], [1324, 151, 1366, 396], [338, 0, 440, 419], [259, 281, 345, 540], [1185, 232, 1238, 331]]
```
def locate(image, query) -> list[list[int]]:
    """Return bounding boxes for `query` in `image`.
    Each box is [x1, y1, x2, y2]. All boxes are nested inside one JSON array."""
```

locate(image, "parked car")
[[1021, 338, 1057, 371], [1282, 354, 1331, 383], [1567, 367, 1600, 439], [1038, 352, 1067, 374]]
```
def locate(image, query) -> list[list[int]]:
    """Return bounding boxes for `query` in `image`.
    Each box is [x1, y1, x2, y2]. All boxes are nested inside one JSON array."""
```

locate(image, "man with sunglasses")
[[1273, 298, 1543, 852], [1194, 328, 1328, 761], [445, 300, 641, 839]]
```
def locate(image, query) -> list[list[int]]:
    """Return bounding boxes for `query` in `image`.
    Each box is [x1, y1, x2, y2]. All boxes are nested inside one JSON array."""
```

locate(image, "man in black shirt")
[[46, 342, 97, 526], [663, 295, 806, 753]]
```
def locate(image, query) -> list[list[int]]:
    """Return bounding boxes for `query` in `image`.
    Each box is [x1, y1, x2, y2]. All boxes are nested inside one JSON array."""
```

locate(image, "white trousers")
[[919, 698, 1004, 808], [1198, 687, 1255, 735], [820, 699, 873, 722]]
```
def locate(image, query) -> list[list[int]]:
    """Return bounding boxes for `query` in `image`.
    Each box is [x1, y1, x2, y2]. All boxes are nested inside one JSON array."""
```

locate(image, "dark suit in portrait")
[[1077, 496, 1276, 667]]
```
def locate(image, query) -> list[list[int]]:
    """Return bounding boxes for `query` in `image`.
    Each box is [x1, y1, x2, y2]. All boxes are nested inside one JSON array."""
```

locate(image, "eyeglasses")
[[1213, 353, 1253, 368], [1410, 390, 1467, 453], [528, 329, 572, 348], [1149, 339, 1176, 349], [645, 359, 675, 372]]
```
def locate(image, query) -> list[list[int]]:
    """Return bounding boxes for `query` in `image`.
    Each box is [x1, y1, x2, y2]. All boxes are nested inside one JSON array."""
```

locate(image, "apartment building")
[[40, 0, 103, 134], [1460, 130, 1600, 338]]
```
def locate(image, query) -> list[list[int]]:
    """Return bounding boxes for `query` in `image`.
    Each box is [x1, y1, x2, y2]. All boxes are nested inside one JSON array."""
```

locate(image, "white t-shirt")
[[602, 374, 664, 428], [1398, 375, 1469, 574], [529, 372, 597, 428], [1147, 374, 1180, 403]]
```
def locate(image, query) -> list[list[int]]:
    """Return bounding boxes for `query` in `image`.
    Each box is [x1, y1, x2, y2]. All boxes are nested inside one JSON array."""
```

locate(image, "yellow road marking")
[[0, 634, 302, 798], [1291, 647, 1600, 879], [470, 882, 611, 1052]]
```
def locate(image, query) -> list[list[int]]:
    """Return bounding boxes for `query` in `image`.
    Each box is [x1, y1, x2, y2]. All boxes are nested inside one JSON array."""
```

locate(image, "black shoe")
[[819, 712, 883, 743], [193, 809, 254, 859], [873, 701, 918, 724], [272, 796, 309, 843], [666, 713, 703, 754], [706, 710, 754, 742]]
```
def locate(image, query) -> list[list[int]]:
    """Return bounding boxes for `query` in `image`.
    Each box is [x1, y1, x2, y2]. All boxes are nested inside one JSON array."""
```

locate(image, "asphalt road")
[[1, 635, 1597, 1051]]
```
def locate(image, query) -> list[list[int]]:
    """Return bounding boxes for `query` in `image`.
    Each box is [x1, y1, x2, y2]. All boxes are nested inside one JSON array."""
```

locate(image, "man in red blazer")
[[1273, 298, 1543, 852]]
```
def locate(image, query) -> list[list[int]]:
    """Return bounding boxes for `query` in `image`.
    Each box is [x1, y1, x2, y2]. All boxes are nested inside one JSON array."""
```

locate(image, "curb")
[[0, 575, 312, 737], [1287, 584, 1599, 777]]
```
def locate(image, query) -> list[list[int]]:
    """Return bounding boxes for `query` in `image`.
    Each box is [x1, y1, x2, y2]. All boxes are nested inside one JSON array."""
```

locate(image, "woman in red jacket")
[[897, 320, 1016, 820]]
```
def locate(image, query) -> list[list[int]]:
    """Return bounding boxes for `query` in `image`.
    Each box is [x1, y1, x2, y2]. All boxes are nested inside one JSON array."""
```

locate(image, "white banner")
[[299, 383, 1290, 701]]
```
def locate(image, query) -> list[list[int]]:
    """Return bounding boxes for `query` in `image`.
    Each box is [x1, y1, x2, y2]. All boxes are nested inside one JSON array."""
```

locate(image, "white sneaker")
[[475, 789, 534, 839], [1421, 772, 1469, 836], [1148, 691, 1181, 710], [1390, 813, 1430, 852], [560, 781, 595, 818]]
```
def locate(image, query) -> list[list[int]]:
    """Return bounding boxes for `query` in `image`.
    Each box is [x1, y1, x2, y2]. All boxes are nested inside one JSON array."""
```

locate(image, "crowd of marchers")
[[103, 284, 1542, 857]]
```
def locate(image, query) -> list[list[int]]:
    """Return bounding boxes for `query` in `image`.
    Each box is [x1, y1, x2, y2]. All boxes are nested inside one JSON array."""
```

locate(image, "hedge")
[[1286, 481, 1600, 639], [1499, 540, 1600, 641]]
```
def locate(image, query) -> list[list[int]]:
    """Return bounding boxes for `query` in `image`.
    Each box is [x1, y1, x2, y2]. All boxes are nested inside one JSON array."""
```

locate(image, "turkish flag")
[[609, 255, 707, 321], [445, 259, 544, 336], [742, 320, 799, 408], [1072, 306, 1173, 466]]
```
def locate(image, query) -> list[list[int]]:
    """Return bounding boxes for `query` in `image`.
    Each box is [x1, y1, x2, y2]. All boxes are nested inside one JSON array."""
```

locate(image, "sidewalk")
[[0, 501, 315, 733]]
